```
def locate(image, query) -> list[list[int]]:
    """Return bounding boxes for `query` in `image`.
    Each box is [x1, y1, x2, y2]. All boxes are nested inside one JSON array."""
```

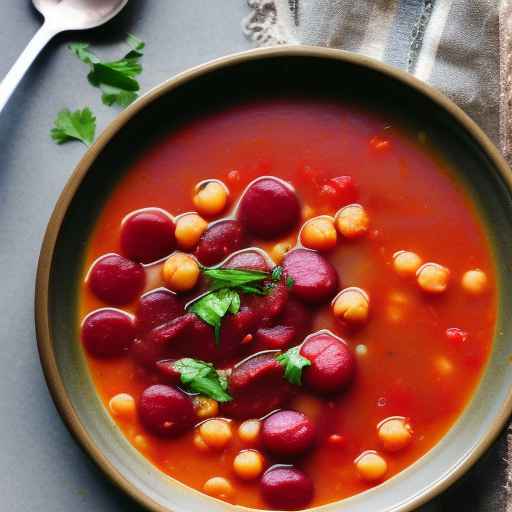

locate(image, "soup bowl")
[[35, 46, 512, 512]]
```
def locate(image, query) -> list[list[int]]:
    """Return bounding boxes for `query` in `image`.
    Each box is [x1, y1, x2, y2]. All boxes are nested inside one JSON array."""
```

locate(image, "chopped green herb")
[[69, 34, 145, 107], [276, 346, 311, 385], [286, 276, 295, 288], [203, 268, 269, 288], [173, 358, 232, 402], [188, 288, 240, 343], [50, 107, 96, 146], [271, 266, 284, 281]]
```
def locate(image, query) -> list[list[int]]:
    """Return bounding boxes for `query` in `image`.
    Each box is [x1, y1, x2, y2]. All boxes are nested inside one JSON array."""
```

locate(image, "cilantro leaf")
[[188, 288, 240, 343], [126, 33, 145, 57], [68, 42, 100, 65], [203, 268, 269, 288], [69, 34, 145, 107], [173, 358, 232, 402], [50, 107, 96, 146], [271, 266, 284, 281], [276, 346, 311, 385]]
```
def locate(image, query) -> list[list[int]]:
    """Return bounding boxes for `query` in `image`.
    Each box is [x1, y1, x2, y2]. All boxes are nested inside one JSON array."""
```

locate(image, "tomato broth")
[[79, 98, 496, 510]]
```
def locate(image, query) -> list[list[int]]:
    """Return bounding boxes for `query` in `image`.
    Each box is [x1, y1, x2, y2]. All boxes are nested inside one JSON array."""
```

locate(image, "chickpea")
[[199, 419, 233, 450], [393, 250, 422, 277], [300, 216, 337, 251], [203, 477, 233, 499], [193, 432, 210, 452], [162, 253, 200, 292], [271, 241, 293, 264], [355, 451, 388, 482], [417, 263, 450, 294], [133, 434, 149, 452], [461, 269, 488, 295], [233, 449, 264, 480], [109, 393, 135, 419], [193, 396, 219, 419], [175, 213, 208, 250], [238, 419, 261, 444], [335, 204, 369, 238], [332, 287, 370, 324], [193, 180, 229, 217], [378, 417, 413, 452]]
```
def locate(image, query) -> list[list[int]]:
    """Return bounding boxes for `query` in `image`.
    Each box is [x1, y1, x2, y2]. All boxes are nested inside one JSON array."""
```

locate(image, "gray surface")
[[0, 1, 506, 511]]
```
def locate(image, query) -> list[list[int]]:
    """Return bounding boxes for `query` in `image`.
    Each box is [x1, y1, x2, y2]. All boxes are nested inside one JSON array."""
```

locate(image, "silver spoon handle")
[[0, 22, 58, 114]]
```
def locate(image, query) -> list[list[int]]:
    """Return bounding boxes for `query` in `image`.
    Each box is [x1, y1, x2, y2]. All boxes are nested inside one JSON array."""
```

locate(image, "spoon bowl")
[[34, 0, 128, 31]]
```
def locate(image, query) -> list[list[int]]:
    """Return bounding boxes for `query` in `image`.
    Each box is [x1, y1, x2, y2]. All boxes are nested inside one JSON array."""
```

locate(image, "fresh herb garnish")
[[286, 276, 295, 288], [69, 34, 145, 107], [187, 266, 285, 342], [50, 107, 96, 146], [189, 288, 240, 343], [173, 358, 232, 402], [276, 346, 311, 385]]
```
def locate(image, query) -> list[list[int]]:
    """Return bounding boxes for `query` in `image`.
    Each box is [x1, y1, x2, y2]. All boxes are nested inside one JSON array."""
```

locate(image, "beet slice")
[[139, 384, 195, 437], [283, 249, 338, 304], [132, 313, 196, 367], [300, 332, 355, 394], [223, 250, 270, 272], [88, 253, 145, 306], [254, 325, 296, 351], [121, 209, 176, 264], [135, 289, 182, 334], [262, 410, 316, 457], [195, 220, 246, 266], [155, 359, 182, 385], [81, 309, 135, 358], [238, 178, 301, 239], [221, 353, 292, 419], [277, 298, 313, 340], [261, 467, 314, 510], [243, 280, 288, 324]]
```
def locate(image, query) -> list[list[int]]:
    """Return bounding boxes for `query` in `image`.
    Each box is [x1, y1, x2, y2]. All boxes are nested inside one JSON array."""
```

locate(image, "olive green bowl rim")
[[35, 45, 512, 512]]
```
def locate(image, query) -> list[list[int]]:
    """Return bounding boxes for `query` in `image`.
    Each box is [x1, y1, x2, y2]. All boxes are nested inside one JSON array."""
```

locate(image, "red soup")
[[79, 98, 496, 510]]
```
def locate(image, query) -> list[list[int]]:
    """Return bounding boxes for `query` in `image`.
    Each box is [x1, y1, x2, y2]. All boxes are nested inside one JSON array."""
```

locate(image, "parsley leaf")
[[188, 288, 240, 343], [173, 358, 232, 402], [203, 268, 269, 288], [276, 346, 311, 385], [271, 266, 284, 281], [50, 107, 96, 146], [286, 276, 295, 288], [69, 34, 145, 107]]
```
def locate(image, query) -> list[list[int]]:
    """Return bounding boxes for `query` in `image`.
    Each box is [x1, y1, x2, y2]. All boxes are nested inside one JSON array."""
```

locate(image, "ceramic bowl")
[[36, 46, 512, 512]]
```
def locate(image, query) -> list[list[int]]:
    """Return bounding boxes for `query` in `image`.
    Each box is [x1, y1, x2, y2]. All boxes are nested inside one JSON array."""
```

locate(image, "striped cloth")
[[242, 1, 511, 510]]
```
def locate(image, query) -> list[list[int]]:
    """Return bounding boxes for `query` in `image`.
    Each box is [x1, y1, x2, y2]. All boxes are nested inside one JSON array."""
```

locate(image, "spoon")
[[0, 0, 128, 114]]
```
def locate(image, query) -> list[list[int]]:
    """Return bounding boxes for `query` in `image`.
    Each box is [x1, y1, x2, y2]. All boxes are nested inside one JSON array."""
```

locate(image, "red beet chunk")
[[278, 298, 313, 340], [88, 253, 145, 306], [223, 250, 270, 272], [238, 178, 301, 239], [261, 467, 314, 510], [135, 289, 182, 334], [121, 209, 176, 264], [244, 280, 288, 324], [132, 313, 196, 367], [300, 332, 355, 394], [222, 353, 292, 419], [262, 410, 316, 457], [139, 384, 195, 437], [254, 325, 296, 351], [283, 249, 338, 304], [81, 309, 135, 358], [195, 220, 246, 266], [155, 359, 182, 385]]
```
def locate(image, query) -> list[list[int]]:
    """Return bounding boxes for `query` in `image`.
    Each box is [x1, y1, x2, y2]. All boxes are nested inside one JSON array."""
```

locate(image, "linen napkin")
[[242, 1, 511, 510]]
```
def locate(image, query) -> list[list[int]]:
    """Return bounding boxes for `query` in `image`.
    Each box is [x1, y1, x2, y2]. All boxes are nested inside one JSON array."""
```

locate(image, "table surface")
[[0, 1, 507, 511]]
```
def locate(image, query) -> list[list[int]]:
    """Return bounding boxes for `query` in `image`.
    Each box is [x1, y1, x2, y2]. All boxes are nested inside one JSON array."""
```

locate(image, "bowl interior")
[[41, 50, 512, 512]]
